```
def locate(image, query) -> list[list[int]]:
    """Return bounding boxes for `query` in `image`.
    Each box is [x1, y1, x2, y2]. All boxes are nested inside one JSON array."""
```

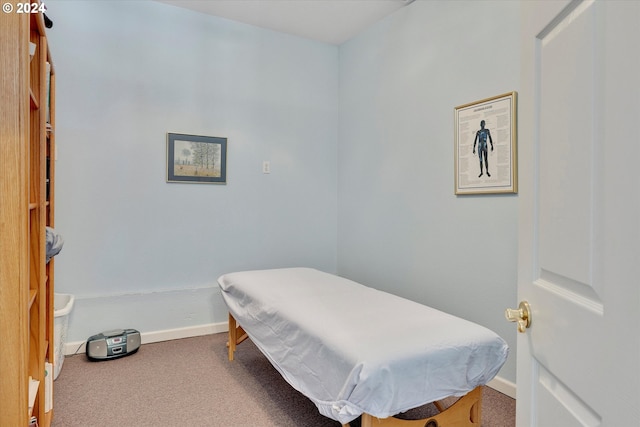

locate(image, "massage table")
[[218, 268, 508, 426]]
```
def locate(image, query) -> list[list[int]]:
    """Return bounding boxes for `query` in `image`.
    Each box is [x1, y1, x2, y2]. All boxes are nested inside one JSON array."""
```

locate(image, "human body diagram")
[[472, 120, 493, 177]]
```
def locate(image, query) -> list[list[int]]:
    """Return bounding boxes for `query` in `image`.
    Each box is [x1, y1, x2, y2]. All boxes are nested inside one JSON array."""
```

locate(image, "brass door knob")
[[505, 301, 531, 333]]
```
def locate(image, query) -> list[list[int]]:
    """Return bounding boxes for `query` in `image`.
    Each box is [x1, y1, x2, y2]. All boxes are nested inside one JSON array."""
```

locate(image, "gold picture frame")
[[454, 92, 517, 195]]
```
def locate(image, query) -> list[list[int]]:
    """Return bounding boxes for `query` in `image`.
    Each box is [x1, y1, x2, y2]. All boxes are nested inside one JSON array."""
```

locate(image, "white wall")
[[47, 0, 339, 342], [337, 0, 520, 384]]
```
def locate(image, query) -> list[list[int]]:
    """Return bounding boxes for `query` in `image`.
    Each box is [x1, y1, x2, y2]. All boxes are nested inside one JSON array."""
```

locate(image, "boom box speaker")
[[86, 329, 141, 361]]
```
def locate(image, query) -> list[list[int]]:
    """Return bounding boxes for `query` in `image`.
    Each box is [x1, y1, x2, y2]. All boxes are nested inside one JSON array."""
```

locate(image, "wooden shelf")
[[29, 290, 37, 309], [42, 410, 53, 426], [1, 3, 56, 425], [30, 88, 39, 109], [41, 340, 49, 361]]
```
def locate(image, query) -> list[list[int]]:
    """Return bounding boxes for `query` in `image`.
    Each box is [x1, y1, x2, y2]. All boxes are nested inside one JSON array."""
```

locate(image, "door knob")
[[505, 301, 531, 333]]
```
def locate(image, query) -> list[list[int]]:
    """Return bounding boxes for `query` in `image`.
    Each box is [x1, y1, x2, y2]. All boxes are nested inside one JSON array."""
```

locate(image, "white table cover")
[[218, 268, 508, 424]]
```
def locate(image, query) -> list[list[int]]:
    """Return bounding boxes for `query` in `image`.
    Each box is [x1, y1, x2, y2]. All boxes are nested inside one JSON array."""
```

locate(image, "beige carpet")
[[52, 333, 515, 426]]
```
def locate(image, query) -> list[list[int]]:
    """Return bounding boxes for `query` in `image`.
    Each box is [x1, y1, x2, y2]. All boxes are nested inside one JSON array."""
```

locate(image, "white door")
[[516, 0, 640, 426]]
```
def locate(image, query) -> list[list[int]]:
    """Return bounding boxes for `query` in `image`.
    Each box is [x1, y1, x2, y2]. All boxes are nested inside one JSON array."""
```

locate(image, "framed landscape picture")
[[454, 92, 517, 195], [167, 133, 227, 184]]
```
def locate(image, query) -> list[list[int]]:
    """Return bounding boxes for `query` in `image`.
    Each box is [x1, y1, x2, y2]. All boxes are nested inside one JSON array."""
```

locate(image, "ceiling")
[[155, 0, 414, 45]]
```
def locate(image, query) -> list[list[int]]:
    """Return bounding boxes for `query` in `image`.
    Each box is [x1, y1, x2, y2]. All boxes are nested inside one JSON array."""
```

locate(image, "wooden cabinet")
[[0, 4, 56, 426]]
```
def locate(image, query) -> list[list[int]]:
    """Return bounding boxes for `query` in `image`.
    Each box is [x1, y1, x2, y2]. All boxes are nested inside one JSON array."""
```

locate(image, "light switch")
[[263, 161, 271, 174]]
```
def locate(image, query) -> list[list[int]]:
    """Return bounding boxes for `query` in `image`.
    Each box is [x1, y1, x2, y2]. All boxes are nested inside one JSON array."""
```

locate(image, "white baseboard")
[[63, 321, 228, 355], [486, 375, 516, 399], [63, 321, 518, 401]]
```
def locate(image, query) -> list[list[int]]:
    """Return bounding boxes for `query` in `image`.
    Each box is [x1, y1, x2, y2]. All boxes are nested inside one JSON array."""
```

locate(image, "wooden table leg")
[[228, 312, 237, 361]]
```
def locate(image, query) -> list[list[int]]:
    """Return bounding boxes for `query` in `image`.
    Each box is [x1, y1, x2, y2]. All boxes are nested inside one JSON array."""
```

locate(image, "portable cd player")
[[86, 328, 140, 361]]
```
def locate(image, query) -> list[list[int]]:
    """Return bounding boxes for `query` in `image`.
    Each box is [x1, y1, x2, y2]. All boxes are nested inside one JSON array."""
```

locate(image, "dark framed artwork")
[[454, 92, 517, 195], [166, 133, 227, 184]]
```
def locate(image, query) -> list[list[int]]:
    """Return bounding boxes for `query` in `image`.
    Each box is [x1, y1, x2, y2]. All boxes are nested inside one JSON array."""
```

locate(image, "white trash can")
[[53, 293, 74, 380]]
